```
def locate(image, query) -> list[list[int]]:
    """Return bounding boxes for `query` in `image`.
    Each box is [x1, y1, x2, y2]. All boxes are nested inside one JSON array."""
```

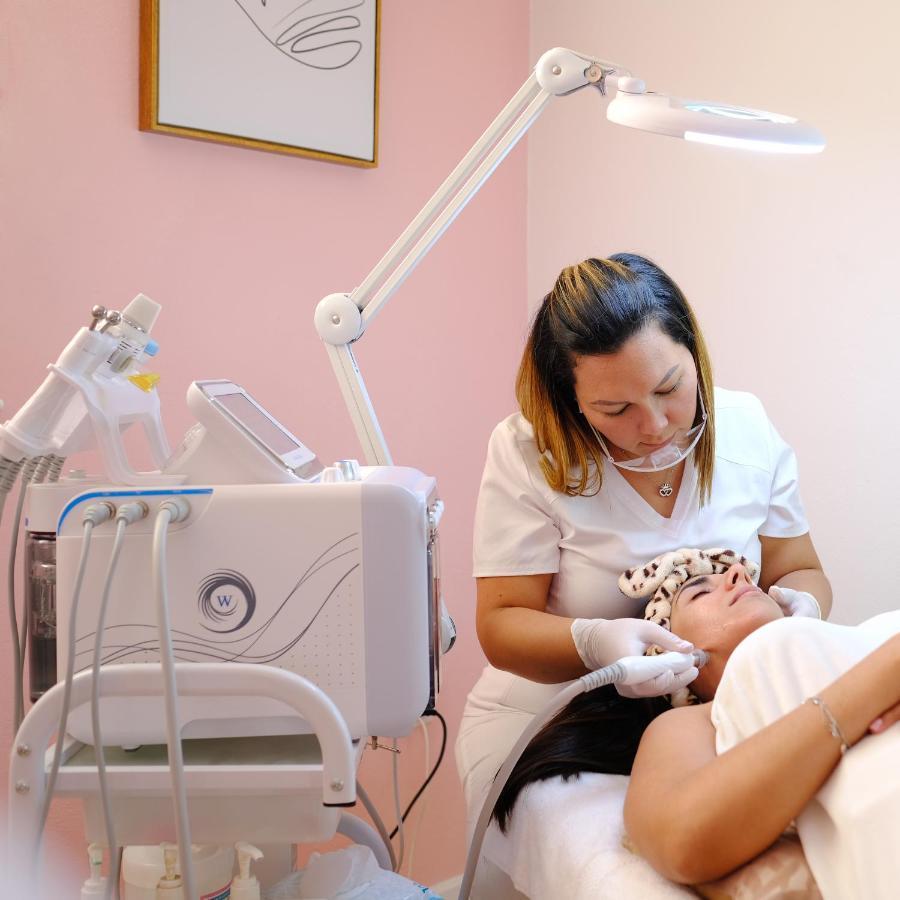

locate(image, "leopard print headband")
[[618, 548, 761, 706], [619, 547, 761, 628]]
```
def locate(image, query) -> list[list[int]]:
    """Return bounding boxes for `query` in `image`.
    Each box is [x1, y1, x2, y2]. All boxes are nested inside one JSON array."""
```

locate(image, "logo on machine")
[[198, 569, 256, 633]]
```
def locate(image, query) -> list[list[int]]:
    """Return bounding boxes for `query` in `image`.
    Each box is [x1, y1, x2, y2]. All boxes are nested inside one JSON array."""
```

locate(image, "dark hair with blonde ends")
[[515, 254, 716, 504]]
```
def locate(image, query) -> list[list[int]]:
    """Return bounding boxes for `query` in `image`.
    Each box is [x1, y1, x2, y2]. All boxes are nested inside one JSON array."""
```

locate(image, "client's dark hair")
[[492, 685, 671, 833]]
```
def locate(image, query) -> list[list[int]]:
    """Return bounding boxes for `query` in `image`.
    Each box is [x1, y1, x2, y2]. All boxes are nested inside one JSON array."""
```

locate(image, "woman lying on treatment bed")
[[493, 548, 900, 897]]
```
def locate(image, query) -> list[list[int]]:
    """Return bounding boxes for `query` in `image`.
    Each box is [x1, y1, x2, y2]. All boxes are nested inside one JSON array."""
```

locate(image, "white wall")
[[529, 0, 900, 624]]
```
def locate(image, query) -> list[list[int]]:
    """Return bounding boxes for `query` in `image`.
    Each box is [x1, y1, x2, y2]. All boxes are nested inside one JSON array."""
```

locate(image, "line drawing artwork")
[[142, 0, 379, 164], [232, 0, 366, 70]]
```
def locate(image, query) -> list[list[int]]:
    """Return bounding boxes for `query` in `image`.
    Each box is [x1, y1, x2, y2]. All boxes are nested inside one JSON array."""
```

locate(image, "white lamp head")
[[606, 76, 825, 154]]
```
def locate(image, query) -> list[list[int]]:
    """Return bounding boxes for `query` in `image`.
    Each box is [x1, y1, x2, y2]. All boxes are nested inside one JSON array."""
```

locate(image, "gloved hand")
[[768, 585, 821, 619], [571, 617, 697, 698], [614, 651, 701, 699]]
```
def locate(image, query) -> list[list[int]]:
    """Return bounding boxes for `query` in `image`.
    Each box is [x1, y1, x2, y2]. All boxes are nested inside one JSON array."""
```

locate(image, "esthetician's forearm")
[[477, 606, 589, 683], [776, 567, 833, 617]]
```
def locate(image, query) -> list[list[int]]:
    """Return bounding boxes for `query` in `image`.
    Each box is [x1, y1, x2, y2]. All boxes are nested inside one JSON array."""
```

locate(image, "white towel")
[[711, 612, 900, 900], [482, 772, 695, 900]]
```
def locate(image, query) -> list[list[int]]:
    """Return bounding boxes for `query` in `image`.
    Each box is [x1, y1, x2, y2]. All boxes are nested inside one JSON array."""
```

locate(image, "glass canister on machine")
[[25, 530, 57, 701]]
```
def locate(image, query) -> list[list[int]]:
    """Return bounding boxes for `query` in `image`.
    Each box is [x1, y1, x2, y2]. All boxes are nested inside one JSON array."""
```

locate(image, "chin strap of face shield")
[[457, 649, 707, 900], [586, 387, 708, 474]]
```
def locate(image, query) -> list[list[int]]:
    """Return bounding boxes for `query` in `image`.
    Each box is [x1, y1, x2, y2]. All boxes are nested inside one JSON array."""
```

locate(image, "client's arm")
[[623, 633, 900, 884]]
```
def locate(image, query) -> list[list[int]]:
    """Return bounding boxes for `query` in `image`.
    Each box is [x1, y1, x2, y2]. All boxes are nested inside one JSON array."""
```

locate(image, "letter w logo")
[[216, 594, 233, 608]]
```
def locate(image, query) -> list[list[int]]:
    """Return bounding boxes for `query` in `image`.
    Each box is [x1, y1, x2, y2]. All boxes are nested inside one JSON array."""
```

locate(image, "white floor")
[[432, 875, 461, 899]]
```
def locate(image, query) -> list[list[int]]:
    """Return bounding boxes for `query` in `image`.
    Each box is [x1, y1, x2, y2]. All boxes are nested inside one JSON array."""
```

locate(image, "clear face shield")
[[589, 387, 708, 473]]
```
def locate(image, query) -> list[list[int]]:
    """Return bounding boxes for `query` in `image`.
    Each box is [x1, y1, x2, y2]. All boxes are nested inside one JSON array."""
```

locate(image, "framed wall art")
[[140, 0, 380, 167]]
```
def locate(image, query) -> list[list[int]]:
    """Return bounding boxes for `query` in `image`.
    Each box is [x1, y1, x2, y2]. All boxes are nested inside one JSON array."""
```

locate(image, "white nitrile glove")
[[768, 585, 822, 619], [615, 652, 701, 699], [571, 617, 697, 699]]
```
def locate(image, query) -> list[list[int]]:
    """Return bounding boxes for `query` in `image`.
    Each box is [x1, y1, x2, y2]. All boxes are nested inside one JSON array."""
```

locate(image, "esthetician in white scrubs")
[[455, 252, 832, 829]]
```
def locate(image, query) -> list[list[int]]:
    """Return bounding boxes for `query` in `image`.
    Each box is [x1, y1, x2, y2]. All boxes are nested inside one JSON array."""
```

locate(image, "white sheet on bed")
[[481, 771, 695, 900]]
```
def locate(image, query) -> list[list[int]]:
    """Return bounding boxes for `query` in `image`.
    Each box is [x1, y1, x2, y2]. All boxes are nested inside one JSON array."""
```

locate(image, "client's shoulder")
[[638, 702, 714, 759], [628, 704, 717, 809], [652, 701, 713, 731]]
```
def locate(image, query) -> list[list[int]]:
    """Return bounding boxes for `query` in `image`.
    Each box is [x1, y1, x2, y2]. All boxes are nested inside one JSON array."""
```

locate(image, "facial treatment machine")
[[23, 380, 446, 745], [3, 299, 448, 737], [3, 299, 451, 895]]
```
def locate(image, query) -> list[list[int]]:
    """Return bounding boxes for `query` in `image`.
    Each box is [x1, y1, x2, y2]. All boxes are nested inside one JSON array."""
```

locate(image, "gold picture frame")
[[139, 0, 380, 167]]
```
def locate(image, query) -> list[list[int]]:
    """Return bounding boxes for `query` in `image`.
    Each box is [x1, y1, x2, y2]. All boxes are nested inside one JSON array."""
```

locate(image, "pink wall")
[[0, 0, 528, 887]]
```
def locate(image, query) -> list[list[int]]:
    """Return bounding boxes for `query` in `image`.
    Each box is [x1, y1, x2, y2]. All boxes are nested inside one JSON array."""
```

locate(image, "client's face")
[[669, 563, 784, 700]]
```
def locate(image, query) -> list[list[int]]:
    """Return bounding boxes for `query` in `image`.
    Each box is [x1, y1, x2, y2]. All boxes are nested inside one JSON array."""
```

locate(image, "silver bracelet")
[[807, 695, 850, 755]]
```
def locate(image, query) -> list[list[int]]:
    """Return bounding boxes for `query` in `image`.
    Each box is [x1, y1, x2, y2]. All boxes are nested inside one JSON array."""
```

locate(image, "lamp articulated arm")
[[313, 44, 824, 466], [314, 48, 621, 466]]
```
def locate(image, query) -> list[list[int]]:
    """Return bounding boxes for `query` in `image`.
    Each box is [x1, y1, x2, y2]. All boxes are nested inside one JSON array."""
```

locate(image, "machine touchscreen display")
[[216, 392, 304, 458]]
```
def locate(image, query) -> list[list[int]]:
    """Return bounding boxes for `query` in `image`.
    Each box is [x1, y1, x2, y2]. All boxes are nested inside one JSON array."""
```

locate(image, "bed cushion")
[[694, 834, 821, 899]]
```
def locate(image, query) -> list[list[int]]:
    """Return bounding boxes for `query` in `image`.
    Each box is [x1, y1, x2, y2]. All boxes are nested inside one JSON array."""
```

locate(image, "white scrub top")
[[473, 387, 808, 621]]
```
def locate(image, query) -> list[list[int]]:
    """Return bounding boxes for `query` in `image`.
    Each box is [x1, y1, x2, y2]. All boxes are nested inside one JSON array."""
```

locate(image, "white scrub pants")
[[455, 665, 571, 837], [455, 666, 569, 900]]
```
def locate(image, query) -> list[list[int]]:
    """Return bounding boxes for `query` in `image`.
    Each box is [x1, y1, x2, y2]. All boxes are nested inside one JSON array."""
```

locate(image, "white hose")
[[391, 737, 404, 872], [356, 781, 398, 871], [0, 456, 25, 527], [404, 718, 431, 877], [91, 517, 128, 900], [337, 813, 393, 870], [152, 503, 197, 900], [37, 518, 98, 843]]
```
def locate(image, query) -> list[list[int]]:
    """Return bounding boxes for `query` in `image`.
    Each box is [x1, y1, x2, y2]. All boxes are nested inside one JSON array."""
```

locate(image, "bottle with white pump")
[[155, 844, 185, 899], [80, 843, 108, 898], [232, 842, 264, 900], [123, 844, 234, 899]]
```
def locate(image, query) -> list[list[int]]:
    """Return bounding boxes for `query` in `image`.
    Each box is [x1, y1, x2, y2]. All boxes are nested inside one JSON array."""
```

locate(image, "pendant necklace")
[[658, 482, 674, 498]]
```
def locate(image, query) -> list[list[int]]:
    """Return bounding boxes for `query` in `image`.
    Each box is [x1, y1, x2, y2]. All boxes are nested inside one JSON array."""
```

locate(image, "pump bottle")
[[156, 844, 185, 899], [80, 843, 108, 898], [232, 842, 264, 900]]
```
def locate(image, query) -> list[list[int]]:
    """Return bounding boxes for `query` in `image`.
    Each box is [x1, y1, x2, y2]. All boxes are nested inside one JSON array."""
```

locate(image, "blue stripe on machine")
[[57, 488, 214, 531]]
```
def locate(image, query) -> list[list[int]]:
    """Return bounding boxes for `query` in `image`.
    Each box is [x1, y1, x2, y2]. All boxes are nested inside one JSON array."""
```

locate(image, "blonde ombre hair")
[[516, 253, 716, 503]]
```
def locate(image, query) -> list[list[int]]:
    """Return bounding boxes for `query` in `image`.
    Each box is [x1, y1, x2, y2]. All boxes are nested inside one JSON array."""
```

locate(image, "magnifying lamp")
[[608, 75, 824, 153], [314, 47, 825, 466]]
